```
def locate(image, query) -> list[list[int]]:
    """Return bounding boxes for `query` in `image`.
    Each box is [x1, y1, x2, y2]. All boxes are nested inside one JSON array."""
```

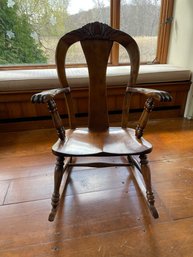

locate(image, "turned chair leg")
[[48, 156, 64, 222], [139, 154, 159, 218]]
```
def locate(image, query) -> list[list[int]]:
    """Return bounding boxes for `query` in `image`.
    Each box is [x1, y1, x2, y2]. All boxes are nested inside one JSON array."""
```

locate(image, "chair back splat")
[[81, 39, 112, 131], [56, 22, 140, 130]]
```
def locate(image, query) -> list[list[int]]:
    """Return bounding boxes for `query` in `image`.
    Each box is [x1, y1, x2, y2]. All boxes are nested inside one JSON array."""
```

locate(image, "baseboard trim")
[[0, 106, 182, 132]]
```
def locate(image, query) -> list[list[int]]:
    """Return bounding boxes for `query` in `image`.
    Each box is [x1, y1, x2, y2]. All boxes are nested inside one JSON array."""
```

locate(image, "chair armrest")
[[126, 87, 172, 102], [31, 88, 70, 141], [126, 87, 172, 139], [31, 88, 70, 103]]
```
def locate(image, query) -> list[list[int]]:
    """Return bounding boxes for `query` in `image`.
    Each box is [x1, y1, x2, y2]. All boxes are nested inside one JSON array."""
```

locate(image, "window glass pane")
[[66, 43, 87, 64], [0, 0, 110, 66], [120, 0, 161, 63]]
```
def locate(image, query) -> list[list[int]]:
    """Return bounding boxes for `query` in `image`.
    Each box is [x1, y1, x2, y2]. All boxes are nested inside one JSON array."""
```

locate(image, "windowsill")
[[0, 64, 191, 93]]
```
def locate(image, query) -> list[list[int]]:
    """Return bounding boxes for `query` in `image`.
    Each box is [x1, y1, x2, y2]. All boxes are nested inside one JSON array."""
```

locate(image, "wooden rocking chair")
[[31, 22, 172, 222]]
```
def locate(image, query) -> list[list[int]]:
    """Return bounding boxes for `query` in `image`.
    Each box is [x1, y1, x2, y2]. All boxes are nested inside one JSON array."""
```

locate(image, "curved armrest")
[[126, 87, 172, 102], [31, 88, 70, 141], [31, 87, 70, 104]]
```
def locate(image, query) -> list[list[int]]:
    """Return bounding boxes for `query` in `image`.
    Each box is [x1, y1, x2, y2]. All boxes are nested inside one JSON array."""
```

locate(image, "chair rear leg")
[[139, 154, 159, 218], [48, 156, 64, 222]]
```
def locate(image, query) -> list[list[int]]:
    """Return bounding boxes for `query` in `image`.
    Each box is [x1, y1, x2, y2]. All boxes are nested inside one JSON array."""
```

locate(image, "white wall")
[[167, 0, 193, 118]]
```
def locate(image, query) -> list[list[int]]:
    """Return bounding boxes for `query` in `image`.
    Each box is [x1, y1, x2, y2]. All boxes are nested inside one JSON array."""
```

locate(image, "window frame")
[[110, 0, 174, 65], [155, 0, 174, 63], [0, 0, 174, 70]]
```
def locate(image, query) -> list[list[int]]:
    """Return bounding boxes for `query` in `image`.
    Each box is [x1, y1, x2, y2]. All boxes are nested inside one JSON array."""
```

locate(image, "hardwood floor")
[[0, 118, 193, 257]]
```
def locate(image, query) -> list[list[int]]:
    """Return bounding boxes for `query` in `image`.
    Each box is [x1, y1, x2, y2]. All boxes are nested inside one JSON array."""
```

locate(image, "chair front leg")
[[139, 154, 159, 218], [48, 156, 64, 222]]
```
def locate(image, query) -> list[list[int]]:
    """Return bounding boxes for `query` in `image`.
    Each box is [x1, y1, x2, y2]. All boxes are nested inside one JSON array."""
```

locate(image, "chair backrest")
[[56, 22, 140, 131]]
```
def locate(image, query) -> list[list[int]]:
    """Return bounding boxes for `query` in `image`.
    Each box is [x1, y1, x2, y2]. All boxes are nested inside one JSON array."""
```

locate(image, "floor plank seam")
[[2, 181, 11, 205], [1, 184, 138, 207], [2, 197, 51, 207]]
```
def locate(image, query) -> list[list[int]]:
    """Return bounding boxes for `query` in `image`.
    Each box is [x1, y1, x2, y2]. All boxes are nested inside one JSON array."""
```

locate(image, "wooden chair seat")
[[52, 128, 152, 156]]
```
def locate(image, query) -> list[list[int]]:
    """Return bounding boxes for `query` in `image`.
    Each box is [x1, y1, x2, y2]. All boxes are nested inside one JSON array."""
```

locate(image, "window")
[[0, 0, 173, 68], [120, 0, 161, 63]]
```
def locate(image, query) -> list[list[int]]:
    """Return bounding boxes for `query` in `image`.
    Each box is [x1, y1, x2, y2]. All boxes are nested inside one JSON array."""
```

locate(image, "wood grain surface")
[[0, 118, 193, 257]]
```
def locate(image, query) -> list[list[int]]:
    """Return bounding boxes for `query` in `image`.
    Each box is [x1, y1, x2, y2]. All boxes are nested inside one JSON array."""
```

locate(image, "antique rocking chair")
[[31, 22, 172, 222]]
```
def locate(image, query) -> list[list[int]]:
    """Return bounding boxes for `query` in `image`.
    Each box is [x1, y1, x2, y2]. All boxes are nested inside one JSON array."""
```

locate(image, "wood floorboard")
[[4, 167, 137, 205], [0, 118, 193, 257], [150, 156, 193, 183], [1, 217, 193, 257], [0, 188, 170, 252], [154, 180, 193, 220]]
